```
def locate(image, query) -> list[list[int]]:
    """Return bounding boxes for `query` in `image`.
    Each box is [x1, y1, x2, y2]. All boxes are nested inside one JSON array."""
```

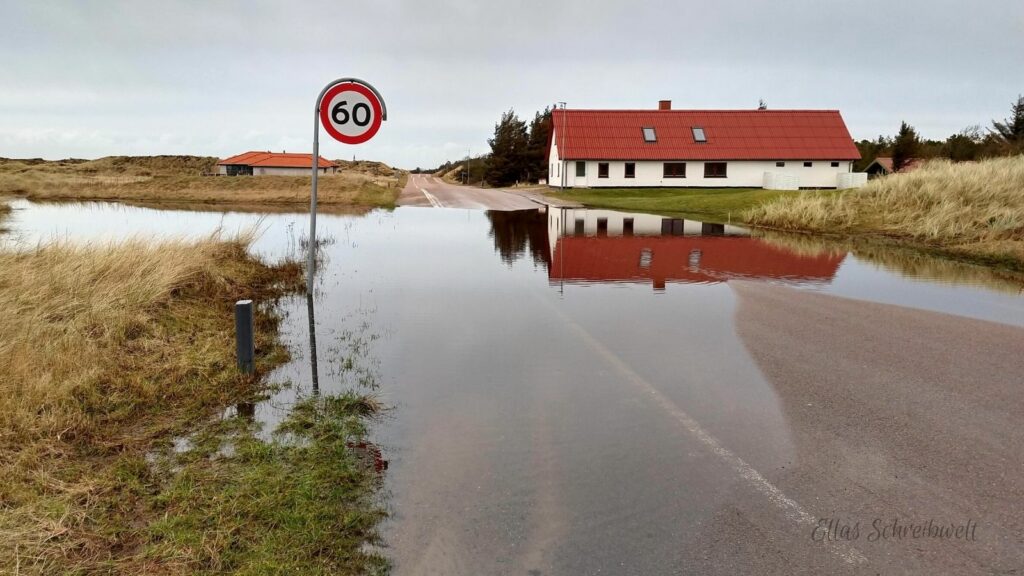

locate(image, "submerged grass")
[[744, 157, 1024, 270], [0, 156, 405, 209], [0, 234, 387, 574], [145, 394, 388, 574], [546, 187, 804, 223]]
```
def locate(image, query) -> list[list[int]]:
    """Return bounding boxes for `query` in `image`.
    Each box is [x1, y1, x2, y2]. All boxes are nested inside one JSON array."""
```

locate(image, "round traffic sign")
[[319, 81, 384, 144]]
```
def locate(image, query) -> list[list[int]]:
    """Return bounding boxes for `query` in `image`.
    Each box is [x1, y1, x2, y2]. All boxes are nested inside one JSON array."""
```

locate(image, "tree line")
[[415, 107, 553, 187], [857, 95, 1024, 171]]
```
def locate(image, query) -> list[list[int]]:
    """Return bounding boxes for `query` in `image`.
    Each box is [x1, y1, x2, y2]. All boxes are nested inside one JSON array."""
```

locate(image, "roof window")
[[642, 127, 657, 142], [692, 127, 707, 143]]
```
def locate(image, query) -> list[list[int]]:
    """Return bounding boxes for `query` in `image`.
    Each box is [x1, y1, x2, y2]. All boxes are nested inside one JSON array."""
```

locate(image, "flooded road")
[[4, 199, 1024, 574]]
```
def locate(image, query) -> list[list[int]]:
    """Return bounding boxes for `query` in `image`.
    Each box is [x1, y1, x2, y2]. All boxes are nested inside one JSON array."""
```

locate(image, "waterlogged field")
[[2, 199, 1024, 574]]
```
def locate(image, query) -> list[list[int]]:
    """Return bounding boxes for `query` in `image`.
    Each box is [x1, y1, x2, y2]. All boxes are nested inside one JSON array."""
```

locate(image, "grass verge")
[[0, 156, 405, 209], [546, 187, 805, 223], [0, 235, 387, 574], [744, 157, 1024, 271]]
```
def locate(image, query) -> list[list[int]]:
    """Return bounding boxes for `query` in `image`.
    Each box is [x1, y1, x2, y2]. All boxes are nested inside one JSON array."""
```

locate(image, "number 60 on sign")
[[319, 81, 384, 145]]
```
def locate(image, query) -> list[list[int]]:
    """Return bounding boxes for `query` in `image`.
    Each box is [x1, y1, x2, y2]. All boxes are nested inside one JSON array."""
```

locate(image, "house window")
[[623, 218, 634, 236], [804, 161, 813, 167], [663, 162, 686, 178], [704, 162, 727, 178], [642, 127, 657, 142], [702, 222, 726, 236], [776, 161, 786, 167], [625, 162, 636, 178], [576, 161, 586, 177], [574, 218, 585, 235], [557, 163, 561, 177], [692, 127, 707, 143], [597, 218, 608, 236], [661, 218, 684, 235], [831, 161, 840, 167], [598, 162, 609, 178]]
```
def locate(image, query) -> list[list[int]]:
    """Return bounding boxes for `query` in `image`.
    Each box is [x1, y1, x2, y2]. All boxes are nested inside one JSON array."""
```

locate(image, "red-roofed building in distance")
[[548, 101, 861, 189], [217, 151, 337, 176]]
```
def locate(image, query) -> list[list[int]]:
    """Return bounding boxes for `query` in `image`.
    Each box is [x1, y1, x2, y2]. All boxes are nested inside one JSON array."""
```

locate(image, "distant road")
[[398, 174, 542, 210]]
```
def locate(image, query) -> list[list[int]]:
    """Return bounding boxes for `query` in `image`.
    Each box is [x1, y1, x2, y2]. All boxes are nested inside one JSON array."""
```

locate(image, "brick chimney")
[[658, 100, 672, 111]]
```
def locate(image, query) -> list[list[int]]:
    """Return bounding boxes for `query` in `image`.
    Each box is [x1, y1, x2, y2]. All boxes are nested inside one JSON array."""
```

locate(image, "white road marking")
[[419, 187, 444, 208], [532, 291, 869, 566]]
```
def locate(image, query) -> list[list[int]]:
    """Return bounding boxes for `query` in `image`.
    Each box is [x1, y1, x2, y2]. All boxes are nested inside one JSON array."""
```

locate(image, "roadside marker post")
[[307, 78, 387, 293], [235, 300, 255, 374]]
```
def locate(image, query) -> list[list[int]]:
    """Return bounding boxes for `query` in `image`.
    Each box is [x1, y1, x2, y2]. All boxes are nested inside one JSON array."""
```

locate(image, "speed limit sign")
[[319, 81, 384, 144], [307, 78, 387, 291]]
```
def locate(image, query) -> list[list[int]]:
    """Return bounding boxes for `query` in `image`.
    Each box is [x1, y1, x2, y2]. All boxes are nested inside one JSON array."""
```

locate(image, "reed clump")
[[744, 156, 1024, 268]]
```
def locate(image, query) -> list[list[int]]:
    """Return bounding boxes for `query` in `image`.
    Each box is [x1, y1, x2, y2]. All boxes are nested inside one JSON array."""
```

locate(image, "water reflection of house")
[[546, 207, 844, 290]]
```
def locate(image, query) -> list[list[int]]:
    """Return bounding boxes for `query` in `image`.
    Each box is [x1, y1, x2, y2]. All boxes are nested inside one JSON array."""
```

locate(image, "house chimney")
[[658, 100, 672, 111]]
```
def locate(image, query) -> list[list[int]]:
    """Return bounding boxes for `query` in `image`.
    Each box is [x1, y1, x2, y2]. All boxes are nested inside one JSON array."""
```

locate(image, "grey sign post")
[[308, 78, 387, 293], [235, 299, 255, 374]]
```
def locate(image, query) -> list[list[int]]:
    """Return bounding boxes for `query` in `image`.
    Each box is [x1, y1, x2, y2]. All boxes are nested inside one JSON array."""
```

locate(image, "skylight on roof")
[[642, 127, 657, 143], [692, 127, 707, 143]]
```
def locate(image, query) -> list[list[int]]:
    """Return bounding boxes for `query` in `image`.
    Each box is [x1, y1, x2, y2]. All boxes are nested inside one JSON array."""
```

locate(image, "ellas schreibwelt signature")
[[812, 517, 978, 543]]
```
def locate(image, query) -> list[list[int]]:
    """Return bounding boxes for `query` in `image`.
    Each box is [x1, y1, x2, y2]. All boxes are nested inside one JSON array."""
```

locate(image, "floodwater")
[[4, 199, 1024, 574]]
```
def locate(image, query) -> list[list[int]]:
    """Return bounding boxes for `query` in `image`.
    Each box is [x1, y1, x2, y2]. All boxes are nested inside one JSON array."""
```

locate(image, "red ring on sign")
[[319, 82, 383, 145]]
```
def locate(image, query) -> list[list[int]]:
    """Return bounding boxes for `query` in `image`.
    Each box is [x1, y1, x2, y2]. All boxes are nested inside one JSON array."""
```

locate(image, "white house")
[[547, 101, 861, 189], [217, 151, 337, 176]]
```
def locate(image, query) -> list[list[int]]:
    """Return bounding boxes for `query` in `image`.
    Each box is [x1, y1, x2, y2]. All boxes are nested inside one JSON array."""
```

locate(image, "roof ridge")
[[554, 109, 842, 113]]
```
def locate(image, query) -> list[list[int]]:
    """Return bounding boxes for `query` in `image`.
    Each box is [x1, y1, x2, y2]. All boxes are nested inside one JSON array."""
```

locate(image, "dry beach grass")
[[0, 234, 386, 573], [745, 156, 1024, 269], [0, 156, 405, 209]]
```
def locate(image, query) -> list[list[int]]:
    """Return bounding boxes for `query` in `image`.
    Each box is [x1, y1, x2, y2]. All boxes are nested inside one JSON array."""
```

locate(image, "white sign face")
[[319, 82, 383, 145]]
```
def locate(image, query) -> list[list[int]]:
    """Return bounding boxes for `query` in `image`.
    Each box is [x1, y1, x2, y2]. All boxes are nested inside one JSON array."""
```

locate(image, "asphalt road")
[[728, 281, 1024, 574], [382, 275, 1024, 575], [398, 173, 543, 210]]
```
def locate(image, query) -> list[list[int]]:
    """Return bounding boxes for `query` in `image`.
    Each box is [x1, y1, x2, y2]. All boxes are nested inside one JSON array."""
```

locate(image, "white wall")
[[253, 166, 331, 176], [547, 134, 854, 188], [837, 172, 868, 189], [555, 159, 853, 188], [545, 206, 749, 258]]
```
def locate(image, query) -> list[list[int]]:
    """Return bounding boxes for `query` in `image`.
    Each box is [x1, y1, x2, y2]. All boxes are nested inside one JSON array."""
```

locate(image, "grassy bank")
[[0, 236, 387, 573], [546, 187, 804, 223], [0, 156, 405, 209], [745, 157, 1024, 270]]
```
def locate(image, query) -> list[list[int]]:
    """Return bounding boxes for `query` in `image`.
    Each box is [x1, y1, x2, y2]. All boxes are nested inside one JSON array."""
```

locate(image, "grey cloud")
[[1, 0, 1022, 167]]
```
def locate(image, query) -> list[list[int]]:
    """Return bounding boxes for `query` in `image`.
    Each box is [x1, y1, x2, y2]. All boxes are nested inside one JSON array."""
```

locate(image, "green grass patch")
[[144, 393, 388, 575], [547, 187, 811, 223]]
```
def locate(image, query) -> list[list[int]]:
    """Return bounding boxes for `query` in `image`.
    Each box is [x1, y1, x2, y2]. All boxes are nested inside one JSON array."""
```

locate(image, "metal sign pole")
[[307, 77, 387, 294], [308, 101, 321, 294]]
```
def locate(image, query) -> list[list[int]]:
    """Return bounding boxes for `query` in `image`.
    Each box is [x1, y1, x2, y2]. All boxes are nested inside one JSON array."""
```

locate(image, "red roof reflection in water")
[[550, 236, 844, 290]]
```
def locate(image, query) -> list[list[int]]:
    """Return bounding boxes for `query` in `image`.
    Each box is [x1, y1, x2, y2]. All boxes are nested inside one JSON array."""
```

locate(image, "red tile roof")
[[550, 109, 860, 161], [870, 157, 925, 173], [218, 151, 336, 168]]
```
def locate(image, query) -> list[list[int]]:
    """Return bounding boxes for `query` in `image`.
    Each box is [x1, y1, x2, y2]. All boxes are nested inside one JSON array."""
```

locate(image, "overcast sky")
[[2, 0, 1022, 169]]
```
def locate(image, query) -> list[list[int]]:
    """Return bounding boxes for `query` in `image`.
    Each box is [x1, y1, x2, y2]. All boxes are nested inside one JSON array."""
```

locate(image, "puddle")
[[4, 198, 1024, 573]]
